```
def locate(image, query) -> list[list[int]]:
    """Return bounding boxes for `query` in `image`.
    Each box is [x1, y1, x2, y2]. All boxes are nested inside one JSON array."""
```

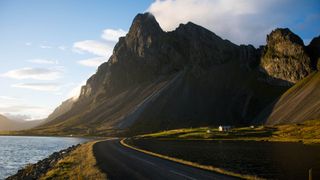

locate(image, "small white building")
[[219, 126, 231, 132]]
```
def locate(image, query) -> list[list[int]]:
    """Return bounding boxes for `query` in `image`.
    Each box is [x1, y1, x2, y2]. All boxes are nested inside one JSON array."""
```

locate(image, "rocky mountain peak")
[[260, 28, 313, 84], [267, 28, 304, 47], [127, 12, 163, 40]]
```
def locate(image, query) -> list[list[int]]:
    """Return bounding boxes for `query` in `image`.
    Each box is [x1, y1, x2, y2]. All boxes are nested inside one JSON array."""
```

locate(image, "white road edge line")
[[128, 154, 156, 166], [170, 170, 198, 180]]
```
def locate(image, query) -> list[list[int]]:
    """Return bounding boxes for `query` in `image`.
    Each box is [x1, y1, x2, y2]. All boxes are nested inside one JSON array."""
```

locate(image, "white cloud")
[[2, 67, 64, 80], [25, 42, 32, 46], [28, 59, 58, 64], [0, 105, 44, 113], [40, 45, 52, 49], [78, 57, 107, 67], [102, 29, 127, 42], [12, 83, 61, 91], [0, 96, 20, 101], [58, 46, 67, 51], [73, 40, 114, 57], [147, 0, 287, 46]]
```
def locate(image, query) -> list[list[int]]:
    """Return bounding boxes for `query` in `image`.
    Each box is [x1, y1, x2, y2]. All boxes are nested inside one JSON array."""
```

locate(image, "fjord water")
[[0, 136, 89, 179], [131, 140, 320, 179]]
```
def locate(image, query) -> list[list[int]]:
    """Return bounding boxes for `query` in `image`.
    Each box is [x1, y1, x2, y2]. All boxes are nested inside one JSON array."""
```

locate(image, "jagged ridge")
[[34, 13, 319, 135]]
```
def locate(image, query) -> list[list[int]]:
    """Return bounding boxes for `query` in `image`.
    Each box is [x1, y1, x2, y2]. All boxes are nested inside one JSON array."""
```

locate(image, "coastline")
[[5, 140, 106, 180]]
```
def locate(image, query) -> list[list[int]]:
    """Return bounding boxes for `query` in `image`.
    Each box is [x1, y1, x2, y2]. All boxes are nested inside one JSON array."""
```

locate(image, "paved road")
[[93, 138, 238, 180]]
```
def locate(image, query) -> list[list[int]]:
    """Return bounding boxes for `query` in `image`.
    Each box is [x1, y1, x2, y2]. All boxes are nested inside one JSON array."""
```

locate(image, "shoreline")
[[6, 140, 106, 179]]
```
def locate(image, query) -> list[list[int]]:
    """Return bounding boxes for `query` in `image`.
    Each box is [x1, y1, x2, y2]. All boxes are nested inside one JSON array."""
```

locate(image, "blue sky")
[[0, 0, 319, 120]]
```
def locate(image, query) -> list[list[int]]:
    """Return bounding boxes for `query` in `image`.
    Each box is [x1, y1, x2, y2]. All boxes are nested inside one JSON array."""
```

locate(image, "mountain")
[[46, 98, 74, 122], [33, 13, 318, 135], [257, 72, 320, 125], [0, 114, 43, 131]]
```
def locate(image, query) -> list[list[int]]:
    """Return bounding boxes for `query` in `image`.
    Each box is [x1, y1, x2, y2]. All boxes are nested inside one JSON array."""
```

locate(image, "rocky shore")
[[6, 144, 80, 180]]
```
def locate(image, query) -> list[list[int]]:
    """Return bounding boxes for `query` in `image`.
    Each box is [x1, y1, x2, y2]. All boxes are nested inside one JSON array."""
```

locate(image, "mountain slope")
[[0, 114, 42, 131], [34, 13, 317, 135], [258, 72, 320, 125]]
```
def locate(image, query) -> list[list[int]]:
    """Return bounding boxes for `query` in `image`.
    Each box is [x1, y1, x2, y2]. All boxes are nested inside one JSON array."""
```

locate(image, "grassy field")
[[40, 141, 107, 180], [137, 119, 320, 144]]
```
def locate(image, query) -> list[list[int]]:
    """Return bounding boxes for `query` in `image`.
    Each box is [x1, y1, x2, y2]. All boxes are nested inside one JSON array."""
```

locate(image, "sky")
[[0, 0, 319, 120]]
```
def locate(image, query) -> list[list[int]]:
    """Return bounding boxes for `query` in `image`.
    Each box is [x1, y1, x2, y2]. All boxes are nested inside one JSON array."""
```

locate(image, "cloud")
[[102, 29, 127, 42], [40, 45, 52, 49], [25, 42, 32, 46], [0, 105, 50, 120], [147, 0, 314, 46], [0, 96, 20, 101], [73, 40, 114, 57], [58, 46, 67, 51], [12, 83, 61, 91], [78, 57, 107, 67], [73, 28, 127, 58], [2, 67, 64, 80], [28, 59, 58, 64], [0, 105, 44, 113]]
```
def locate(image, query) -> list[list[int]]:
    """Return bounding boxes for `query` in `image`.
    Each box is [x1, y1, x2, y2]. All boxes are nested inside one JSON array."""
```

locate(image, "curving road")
[[93, 138, 238, 180]]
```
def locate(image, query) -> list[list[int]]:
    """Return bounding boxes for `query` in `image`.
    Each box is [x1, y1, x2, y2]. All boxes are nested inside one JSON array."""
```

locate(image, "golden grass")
[[138, 120, 320, 144], [40, 141, 107, 180], [120, 139, 264, 180]]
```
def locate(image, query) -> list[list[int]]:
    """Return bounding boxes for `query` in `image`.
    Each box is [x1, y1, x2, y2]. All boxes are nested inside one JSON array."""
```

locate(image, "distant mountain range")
[[0, 114, 42, 131], [26, 12, 319, 135]]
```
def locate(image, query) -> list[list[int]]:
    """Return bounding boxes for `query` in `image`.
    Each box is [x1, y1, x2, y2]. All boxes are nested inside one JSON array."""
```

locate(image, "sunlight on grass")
[[138, 120, 320, 144], [40, 141, 107, 180]]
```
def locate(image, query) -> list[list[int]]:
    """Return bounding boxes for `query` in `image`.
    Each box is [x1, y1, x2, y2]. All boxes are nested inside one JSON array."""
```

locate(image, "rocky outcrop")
[[6, 144, 80, 180], [307, 36, 320, 70], [260, 28, 313, 84]]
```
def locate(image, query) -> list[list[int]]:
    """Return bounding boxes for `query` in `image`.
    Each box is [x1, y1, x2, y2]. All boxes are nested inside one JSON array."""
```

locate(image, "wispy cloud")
[[40, 45, 52, 49], [12, 83, 61, 91], [73, 28, 127, 59], [0, 96, 20, 101], [73, 40, 114, 57], [0, 104, 51, 120], [78, 57, 107, 67], [58, 45, 67, 51], [28, 59, 58, 64], [25, 42, 32, 46], [0, 105, 44, 113], [2, 67, 64, 80], [101, 28, 127, 42]]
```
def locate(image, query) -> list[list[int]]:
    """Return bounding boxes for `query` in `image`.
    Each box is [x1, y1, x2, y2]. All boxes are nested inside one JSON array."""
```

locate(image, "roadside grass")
[[40, 141, 107, 180], [137, 119, 320, 144]]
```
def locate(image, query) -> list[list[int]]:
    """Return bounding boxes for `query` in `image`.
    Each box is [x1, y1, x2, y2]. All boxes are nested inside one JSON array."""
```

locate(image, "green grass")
[[137, 120, 320, 144]]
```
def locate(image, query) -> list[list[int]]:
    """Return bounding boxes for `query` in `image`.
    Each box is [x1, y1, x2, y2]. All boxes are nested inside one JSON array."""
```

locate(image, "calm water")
[[131, 140, 320, 180], [0, 136, 89, 179]]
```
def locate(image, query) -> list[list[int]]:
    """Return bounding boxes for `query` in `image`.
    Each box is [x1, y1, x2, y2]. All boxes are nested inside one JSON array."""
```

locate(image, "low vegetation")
[[137, 120, 320, 144], [40, 141, 107, 180]]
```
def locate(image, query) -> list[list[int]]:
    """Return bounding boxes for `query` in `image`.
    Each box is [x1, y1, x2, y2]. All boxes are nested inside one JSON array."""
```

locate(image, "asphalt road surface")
[[93, 138, 238, 180]]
